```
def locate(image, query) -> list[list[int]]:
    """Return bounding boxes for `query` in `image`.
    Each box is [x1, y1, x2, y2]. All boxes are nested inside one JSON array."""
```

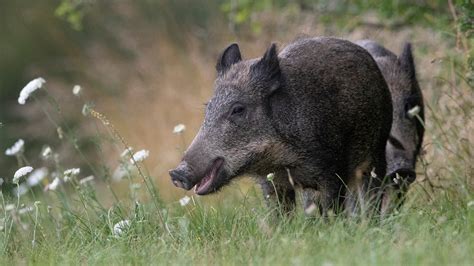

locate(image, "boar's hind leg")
[[344, 160, 371, 216], [345, 147, 390, 216], [258, 173, 296, 215], [317, 176, 345, 217], [369, 150, 391, 215]]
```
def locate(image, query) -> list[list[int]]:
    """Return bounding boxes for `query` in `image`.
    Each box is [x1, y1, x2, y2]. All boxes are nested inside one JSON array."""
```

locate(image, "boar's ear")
[[399, 42, 416, 80], [216, 43, 242, 74], [252, 43, 281, 94]]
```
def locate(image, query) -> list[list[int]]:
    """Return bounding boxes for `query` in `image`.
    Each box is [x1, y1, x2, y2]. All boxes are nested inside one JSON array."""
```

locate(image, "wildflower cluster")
[[5, 139, 25, 156], [1, 77, 168, 249], [18, 77, 45, 104]]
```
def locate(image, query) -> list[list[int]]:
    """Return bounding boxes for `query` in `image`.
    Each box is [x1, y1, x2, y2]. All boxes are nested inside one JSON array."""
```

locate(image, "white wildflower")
[[173, 124, 186, 134], [5, 139, 25, 156], [468, 201, 474, 208], [370, 168, 377, 178], [5, 204, 15, 212], [130, 149, 149, 163], [57, 127, 64, 139], [120, 147, 133, 158], [0, 178, 3, 186], [27, 167, 48, 187], [179, 196, 191, 206], [407, 105, 421, 118], [81, 104, 91, 117], [13, 184, 29, 197], [393, 173, 402, 185], [18, 206, 34, 215], [130, 183, 141, 190], [72, 85, 82, 96], [18, 77, 45, 104], [79, 175, 95, 185], [45, 177, 61, 191], [13, 166, 34, 183], [113, 220, 130, 237], [64, 168, 80, 176], [266, 173, 275, 181], [63, 168, 80, 182], [41, 146, 52, 159], [112, 165, 129, 181]]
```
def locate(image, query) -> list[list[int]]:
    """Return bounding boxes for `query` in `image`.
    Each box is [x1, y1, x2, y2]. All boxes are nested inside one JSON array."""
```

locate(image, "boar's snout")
[[169, 162, 195, 190], [169, 157, 226, 195]]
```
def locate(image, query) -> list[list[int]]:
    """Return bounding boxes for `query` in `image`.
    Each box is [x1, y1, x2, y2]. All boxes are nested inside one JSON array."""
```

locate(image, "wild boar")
[[170, 37, 393, 214], [357, 40, 425, 201]]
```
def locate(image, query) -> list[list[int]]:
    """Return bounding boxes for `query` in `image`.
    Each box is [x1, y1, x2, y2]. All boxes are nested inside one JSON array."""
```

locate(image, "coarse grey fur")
[[356, 40, 425, 204], [170, 37, 393, 214]]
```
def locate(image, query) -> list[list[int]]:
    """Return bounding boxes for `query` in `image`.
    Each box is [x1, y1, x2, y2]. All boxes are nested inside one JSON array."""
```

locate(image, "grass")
[[1, 3, 473, 265], [1, 188, 473, 265]]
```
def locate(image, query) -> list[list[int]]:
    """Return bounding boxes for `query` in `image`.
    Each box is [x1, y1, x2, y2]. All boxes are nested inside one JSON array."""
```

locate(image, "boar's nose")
[[169, 168, 194, 190]]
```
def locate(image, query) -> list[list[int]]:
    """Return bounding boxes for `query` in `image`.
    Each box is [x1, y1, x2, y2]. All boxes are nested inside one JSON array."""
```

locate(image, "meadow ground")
[[1, 182, 473, 265], [0, 3, 473, 265]]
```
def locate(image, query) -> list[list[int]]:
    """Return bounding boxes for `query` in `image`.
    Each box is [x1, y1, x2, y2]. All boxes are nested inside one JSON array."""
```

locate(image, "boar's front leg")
[[296, 161, 346, 217], [257, 171, 296, 215]]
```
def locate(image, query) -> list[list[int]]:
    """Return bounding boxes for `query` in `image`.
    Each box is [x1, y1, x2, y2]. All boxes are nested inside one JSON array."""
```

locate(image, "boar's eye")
[[230, 103, 246, 117]]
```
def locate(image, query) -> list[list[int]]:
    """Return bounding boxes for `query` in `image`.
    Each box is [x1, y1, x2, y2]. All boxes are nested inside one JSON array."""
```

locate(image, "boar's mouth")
[[194, 158, 225, 195]]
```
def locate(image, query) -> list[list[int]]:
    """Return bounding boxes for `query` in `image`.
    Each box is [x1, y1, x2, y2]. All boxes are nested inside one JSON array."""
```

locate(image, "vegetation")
[[0, 1, 472, 265]]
